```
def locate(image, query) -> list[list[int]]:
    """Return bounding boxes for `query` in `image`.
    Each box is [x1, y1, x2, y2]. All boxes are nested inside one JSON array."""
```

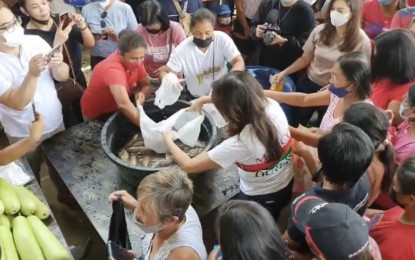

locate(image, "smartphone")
[[107, 241, 136, 260], [59, 12, 72, 30], [31, 102, 38, 121], [44, 44, 62, 64]]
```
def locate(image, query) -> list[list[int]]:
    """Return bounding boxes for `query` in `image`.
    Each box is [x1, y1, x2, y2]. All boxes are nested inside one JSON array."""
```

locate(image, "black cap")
[[291, 196, 369, 259]]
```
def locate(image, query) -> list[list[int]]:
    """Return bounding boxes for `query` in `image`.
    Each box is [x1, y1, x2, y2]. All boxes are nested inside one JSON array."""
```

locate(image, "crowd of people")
[[1, 0, 415, 258]]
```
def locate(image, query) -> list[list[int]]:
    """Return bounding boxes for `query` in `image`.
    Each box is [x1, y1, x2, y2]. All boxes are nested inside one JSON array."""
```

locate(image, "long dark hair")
[[215, 200, 292, 260], [343, 103, 395, 191], [372, 29, 415, 85], [337, 52, 371, 100], [137, 0, 170, 31], [320, 0, 363, 52], [211, 71, 283, 162]]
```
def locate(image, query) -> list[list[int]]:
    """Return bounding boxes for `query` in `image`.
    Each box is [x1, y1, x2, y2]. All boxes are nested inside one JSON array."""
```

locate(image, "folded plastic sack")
[[154, 73, 183, 109], [0, 161, 32, 185], [139, 105, 205, 153]]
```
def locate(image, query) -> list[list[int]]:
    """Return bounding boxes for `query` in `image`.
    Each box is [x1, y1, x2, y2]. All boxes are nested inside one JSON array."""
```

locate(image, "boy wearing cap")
[[283, 123, 374, 252], [370, 157, 415, 259], [215, 4, 232, 35], [291, 196, 381, 259]]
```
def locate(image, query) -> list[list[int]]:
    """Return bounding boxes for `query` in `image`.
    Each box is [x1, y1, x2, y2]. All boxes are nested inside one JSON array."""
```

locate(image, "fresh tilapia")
[[117, 133, 208, 168]]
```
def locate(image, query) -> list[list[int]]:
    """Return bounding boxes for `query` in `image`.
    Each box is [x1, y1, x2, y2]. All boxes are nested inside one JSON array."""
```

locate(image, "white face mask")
[[218, 17, 231, 25], [2, 25, 24, 47], [131, 215, 163, 235], [330, 10, 351, 27]]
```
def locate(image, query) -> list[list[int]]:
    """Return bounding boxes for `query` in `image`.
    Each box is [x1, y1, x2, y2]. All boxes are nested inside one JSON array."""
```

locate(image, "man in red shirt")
[[370, 157, 415, 260], [81, 30, 151, 125]]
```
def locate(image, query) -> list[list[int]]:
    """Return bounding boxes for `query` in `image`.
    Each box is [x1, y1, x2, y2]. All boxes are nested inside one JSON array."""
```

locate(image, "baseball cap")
[[217, 4, 231, 16], [291, 196, 369, 259]]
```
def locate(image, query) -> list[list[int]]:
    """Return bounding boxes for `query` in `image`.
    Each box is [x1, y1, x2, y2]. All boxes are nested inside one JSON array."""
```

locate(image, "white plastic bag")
[[0, 161, 32, 185], [139, 105, 205, 153], [154, 73, 183, 109]]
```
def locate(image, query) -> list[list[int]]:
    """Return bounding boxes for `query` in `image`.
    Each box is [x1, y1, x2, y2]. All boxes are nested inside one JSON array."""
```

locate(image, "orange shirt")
[[371, 79, 415, 109], [81, 52, 147, 119]]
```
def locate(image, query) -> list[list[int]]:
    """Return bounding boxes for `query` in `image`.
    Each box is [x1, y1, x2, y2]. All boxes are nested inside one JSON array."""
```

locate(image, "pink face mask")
[[123, 61, 141, 71]]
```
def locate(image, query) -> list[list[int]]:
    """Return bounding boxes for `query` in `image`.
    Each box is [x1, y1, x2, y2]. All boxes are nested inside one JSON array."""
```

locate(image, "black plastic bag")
[[107, 200, 132, 260]]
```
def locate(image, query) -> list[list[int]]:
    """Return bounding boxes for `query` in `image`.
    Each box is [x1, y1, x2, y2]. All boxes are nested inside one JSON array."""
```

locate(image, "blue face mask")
[[328, 85, 349, 98], [378, 0, 394, 5], [400, 104, 410, 120]]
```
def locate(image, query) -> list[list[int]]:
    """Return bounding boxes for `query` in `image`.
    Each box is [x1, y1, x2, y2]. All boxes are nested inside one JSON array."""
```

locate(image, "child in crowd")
[[215, 4, 232, 35]]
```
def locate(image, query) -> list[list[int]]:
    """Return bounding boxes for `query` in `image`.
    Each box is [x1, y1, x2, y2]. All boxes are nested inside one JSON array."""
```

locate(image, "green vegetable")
[[15, 186, 49, 220], [0, 200, 4, 215], [27, 215, 71, 260], [0, 225, 19, 260], [0, 179, 20, 215], [14, 186, 37, 216], [12, 216, 45, 260], [0, 214, 11, 229]]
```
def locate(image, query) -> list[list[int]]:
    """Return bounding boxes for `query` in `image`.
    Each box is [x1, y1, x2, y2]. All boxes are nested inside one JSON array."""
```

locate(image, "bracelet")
[[79, 24, 88, 31]]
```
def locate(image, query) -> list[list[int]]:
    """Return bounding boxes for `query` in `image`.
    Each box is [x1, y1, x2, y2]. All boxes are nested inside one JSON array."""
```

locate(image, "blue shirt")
[[157, 0, 203, 22], [82, 1, 138, 57]]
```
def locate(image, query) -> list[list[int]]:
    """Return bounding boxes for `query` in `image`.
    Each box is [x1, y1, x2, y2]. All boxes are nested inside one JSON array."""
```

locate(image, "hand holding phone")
[[44, 44, 62, 64]]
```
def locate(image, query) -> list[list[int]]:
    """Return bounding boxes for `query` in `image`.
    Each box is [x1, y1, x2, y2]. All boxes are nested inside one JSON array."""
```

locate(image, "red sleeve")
[[103, 66, 128, 87], [390, 12, 403, 29]]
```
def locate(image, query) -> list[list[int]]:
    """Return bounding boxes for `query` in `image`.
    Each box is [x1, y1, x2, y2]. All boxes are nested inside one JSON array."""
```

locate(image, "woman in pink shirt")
[[392, 85, 415, 164], [136, 0, 186, 78]]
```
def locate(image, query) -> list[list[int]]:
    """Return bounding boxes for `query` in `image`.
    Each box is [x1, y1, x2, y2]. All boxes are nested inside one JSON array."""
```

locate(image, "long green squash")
[[27, 216, 71, 260], [0, 214, 11, 229], [0, 225, 19, 260], [0, 179, 20, 215], [0, 200, 4, 215], [12, 216, 45, 260], [14, 186, 37, 216], [15, 186, 50, 220]]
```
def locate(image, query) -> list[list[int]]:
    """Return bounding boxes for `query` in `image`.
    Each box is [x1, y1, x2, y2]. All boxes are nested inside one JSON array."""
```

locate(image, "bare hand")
[[271, 71, 286, 86], [208, 246, 222, 260], [48, 52, 65, 67], [256, 24, 267, 38], [162, 131, 176, 142], [103, 28, 118, 42], [187, 97, 204, 113], [108, 190, 137, 210], [136, 92, 145, 105], [29, 113, 44, 142], [28, 54, 47, 77], [267, 33, 287, 46], [54, 20, 75, 46], [71, 14, 87, 29]]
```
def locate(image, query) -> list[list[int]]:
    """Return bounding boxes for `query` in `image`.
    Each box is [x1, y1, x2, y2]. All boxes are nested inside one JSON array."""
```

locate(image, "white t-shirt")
[[166, 31, 241, 97], [0, 35, 63, 138], [208, 99, 293, 196]]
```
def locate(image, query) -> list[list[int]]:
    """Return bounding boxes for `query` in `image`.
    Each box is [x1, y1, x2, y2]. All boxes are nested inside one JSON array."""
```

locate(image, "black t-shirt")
[[287, 173, 371, 249], [24, 16, 84, 82], [251, 0, 315, 72]]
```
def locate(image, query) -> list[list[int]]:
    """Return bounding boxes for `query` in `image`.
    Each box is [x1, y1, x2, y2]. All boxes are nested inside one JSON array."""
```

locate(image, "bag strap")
[[168, 26, 173, 58], [173, 0, 185, 15]]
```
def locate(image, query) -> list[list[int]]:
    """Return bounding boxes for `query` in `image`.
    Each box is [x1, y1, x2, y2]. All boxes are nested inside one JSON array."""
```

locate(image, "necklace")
[[277, 1, 295, 27]]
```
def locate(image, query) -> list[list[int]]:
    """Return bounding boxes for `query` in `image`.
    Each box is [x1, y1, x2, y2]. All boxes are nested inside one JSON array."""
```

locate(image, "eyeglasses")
[[0, 18, 20, 32], [100, 11, 107, 28]]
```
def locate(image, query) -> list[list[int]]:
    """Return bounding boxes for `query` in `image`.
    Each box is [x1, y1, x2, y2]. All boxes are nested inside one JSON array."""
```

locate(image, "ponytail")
[[378, 143, 396, 191]]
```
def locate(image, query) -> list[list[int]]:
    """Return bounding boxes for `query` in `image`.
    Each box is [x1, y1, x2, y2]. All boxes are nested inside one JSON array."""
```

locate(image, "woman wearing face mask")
[[162, 71, 293, 221], [251, 0, 315, 79], [136, 0, 186, 79], [362, 0, 404, 41], [80, 30, 151, 125], [371, 29, 415, 126], [20, 0, 95, 127], [157, 8, 244, 98], [273, 0, 371, 128], [268, 52, 371, 137], [109, 168, 207, 260], [392, 85, 415, 165]]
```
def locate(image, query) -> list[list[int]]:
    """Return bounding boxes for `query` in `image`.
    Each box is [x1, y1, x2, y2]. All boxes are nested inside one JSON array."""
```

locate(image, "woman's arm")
[[162, 132, 219, 173], [264, 89, 331, 107], [282, 52, 314, 76], [290, 126, 322, 147], [109, 85, 140, 126], [72, 14, 95, 48]]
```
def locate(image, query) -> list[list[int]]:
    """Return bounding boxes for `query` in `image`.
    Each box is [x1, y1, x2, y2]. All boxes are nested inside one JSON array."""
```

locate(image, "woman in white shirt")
[[157, 8, 245, 98], [162, 71, 293, 220]]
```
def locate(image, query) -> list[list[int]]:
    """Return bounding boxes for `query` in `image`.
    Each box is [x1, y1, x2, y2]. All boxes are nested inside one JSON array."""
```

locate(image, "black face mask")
[[30, 15, 50, 25], [390, 187, 407, 209], [193, 36, 213, 48], [146, 28, 161, 34]]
